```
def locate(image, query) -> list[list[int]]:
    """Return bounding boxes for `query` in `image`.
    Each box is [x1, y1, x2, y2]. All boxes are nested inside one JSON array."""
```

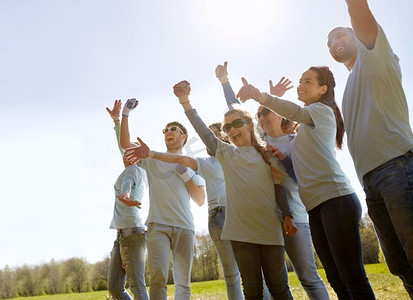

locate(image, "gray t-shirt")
[[139, 159, 205, 231], [196, 157, 226, 211], [291, 103, 354, 210], [342, 24, 413, 183]]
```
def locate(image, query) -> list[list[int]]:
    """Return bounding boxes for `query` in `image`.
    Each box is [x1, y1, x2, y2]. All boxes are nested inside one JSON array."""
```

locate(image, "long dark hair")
[[309, 66, 345, 149]]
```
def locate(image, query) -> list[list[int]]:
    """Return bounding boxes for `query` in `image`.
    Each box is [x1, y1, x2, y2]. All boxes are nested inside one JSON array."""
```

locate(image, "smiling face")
[[257, 106, 284, 137], [163, 123, 187, 153], [297, 70, 327, 106], [223, 111, 253, 147], [327, 27, 358, 69]]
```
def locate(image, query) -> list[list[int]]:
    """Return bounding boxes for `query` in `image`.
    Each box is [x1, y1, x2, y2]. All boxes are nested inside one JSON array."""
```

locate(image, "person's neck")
[[345, 53, 358, 71], [266, 127, 286, 138], [167, 147, 183, 154]]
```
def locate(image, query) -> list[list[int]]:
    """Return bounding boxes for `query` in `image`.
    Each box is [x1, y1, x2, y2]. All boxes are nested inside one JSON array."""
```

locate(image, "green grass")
[[7, 263, 410, 299]]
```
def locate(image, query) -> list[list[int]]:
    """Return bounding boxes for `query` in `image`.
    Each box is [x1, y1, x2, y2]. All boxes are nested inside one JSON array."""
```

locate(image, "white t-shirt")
[[215, 142, 284, 245], [342, 24, 413, 183], [139, 159, 205, 231], [264, 134, 309, 222], [196, 157, 226, 211]]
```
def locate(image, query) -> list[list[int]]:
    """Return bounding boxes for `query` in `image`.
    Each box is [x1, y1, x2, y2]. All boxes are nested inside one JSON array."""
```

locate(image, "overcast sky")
[[1, 0, 412, 269]]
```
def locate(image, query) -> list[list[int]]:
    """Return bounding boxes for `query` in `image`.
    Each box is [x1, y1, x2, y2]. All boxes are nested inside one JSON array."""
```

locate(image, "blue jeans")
[[309, 193, 375, 299], [284, 222, 330, 299], [107, 228, 148, 300], [208, 207, 243, 300], [363, 150, 413, 298], [231, 241, 293, 300], [147, 223, 194, 300]]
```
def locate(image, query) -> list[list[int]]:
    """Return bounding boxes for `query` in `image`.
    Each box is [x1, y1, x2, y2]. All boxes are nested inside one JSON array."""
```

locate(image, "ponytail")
[[309, 66, 345, 149]]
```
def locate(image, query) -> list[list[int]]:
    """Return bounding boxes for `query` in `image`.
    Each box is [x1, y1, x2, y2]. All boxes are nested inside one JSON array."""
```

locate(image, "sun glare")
[[198, 0, 280, 42]]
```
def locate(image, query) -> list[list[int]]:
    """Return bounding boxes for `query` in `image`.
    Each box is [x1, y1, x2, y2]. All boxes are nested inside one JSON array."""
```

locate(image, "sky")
[[1, 0, 412, 269]]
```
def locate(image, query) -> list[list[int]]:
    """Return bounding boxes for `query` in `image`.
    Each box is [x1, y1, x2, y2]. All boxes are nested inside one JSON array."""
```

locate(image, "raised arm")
[[106, 99, 124, 156], [173, 80, 219, 156], [236, 77, 314, 126], [120, 98, 139, 150], [346, 0, 377, 49], [215, 61, 240, 109]]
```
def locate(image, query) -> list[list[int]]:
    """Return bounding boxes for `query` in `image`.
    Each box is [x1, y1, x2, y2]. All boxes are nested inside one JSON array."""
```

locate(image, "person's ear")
[[320, 85, 328, 95]]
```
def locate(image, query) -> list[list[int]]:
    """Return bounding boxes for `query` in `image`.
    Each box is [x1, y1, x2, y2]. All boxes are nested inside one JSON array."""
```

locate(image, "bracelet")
[[111, 116, 120, 121], [148, 150, 154, 159], [122, 114, 129, 117]]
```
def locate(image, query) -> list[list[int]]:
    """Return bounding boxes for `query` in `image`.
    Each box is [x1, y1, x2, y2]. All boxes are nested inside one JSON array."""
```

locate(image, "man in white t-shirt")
[[120, 99, 206, 300], [327, 1, 413, 296]]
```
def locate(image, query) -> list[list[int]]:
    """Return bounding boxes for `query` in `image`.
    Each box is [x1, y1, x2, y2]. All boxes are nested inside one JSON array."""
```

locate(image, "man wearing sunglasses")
[[119, 99, 206, 300]]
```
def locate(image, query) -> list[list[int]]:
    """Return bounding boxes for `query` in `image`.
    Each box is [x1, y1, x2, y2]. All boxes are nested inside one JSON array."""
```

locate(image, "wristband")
[[111, 116, 120, 121], [177, 170, 192, 183], [148, 150, 154, 159], [122, 114, 129, 117]]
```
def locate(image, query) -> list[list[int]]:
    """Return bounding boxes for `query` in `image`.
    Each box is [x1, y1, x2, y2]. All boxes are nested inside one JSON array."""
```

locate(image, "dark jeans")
[[309, 193, 375, 299], [231, 241, 292, 300], [363, 150, 413, 298]]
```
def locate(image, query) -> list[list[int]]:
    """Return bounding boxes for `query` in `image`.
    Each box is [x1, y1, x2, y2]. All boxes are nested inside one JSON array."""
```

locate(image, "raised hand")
[[269, 77, 294, 97], [236, 77, 262, 102], [215, 61, 228, 83], [106, 99, 122, 121], [124, 137, 150, 164], [173, 80, 191, 103], [122, 98, 139, 117]]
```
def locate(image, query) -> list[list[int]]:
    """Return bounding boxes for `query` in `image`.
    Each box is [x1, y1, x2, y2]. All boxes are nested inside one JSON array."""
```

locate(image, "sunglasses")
[[256, 107, 271, 119], [223, 118, 250, 133], [162, 126, 184, 134]]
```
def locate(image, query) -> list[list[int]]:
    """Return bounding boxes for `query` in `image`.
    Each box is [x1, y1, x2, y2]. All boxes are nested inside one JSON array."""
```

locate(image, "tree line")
[[0, 214, 380, 299]]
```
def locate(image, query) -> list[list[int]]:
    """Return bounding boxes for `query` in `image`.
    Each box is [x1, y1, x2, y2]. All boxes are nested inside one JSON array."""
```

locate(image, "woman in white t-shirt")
[[237, 66, 376, 299], [172, 80, 296, 300]]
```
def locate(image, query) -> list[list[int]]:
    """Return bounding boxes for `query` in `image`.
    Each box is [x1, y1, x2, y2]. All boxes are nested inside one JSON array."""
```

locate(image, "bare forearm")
[[152, 151, 198, 170], [346, 0, 377, 49], [120, 116, 134, 149], [186, 181, 205, 206]]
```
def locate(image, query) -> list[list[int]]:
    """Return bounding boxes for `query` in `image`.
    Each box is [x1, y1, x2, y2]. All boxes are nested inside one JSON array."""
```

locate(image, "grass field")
[[7, 263, 410, 299]]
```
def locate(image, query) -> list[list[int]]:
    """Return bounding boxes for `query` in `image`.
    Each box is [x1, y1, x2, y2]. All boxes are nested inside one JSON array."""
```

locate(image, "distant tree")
[[0, 265, 16, 299], [63, 258, 91, 293], [191, 233, 220, 282], [91, 256, 109, 291], [360, 214, 380, 264]]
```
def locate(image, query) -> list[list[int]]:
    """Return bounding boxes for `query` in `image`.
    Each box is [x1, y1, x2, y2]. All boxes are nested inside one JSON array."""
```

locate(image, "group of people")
[[104, 0, 413, 299]]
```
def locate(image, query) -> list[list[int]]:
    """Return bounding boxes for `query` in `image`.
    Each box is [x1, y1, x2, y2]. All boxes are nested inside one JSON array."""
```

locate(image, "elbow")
[[195, 190, 206, 207]]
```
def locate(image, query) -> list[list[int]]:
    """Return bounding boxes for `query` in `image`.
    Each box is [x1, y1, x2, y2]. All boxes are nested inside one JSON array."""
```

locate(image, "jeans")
[[107, 228, 148, 300], [363, 150, 413, 298], [309, 193, 375, 299], [208, 207, 243, 300], [263, 223, 329, 300], [285, 222, 330, 299], [147, 223, 195, 300], [231, 241, 293, 300]]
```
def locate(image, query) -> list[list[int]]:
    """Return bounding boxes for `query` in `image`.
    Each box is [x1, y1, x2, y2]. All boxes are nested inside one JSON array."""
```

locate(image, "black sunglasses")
[[223, 118, 250, 133], [256, 107, 271, 119], [162, 126, 184, 134]]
